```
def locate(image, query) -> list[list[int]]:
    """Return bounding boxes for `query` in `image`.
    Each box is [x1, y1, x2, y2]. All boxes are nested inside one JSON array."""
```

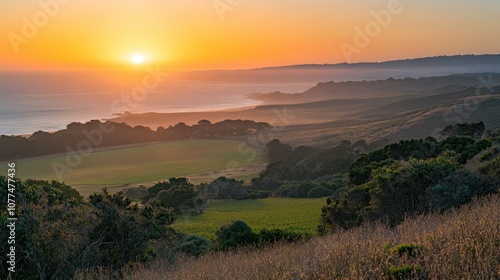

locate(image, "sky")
[[0, 0, 499, 70]]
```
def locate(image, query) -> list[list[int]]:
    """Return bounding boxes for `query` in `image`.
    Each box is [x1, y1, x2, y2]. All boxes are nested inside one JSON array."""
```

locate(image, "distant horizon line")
[[1, 53, 500, 73]]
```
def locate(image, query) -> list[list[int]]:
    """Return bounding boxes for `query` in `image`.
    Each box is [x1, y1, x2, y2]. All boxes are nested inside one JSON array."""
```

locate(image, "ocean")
[[2, 63, 496, 135], [0, 71, 313, 135]]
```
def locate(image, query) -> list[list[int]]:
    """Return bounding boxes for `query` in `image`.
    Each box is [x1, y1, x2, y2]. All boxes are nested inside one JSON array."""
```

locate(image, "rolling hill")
[[110, 73, 500, 147]]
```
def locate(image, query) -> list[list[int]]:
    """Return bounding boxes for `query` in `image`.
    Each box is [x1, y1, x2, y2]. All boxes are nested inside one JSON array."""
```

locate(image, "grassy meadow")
[[172, 198, 327, 239], [79, 193, 500, 280], [4, 139, 263, 196]]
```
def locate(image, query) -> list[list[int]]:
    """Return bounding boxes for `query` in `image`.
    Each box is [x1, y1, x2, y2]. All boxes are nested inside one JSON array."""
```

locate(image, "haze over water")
[[2, 62, 499, 135], [0, 71, 311, 135]]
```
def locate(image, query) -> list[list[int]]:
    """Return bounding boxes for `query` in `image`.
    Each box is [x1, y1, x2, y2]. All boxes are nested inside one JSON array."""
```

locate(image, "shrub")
[[479, 157, 500, 178], [215, 220, 257, 250], [387, 265, 423, 280], [426, 170, 498, 212], [391, 244, 424, 257], [174, 235, 211, 257], [307, 186, 334, 198], [124, 185, 149, 200]]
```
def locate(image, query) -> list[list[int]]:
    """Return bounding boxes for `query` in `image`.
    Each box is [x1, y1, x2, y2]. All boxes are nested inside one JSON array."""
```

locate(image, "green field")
[[171, 198, 326, 239], [4, 140, 263, 196]]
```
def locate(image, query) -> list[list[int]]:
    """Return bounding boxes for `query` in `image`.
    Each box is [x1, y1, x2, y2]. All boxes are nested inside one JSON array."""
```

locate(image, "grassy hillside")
[[3, 140, 263, 196], [109, 75, 500, 148], [81, 193, 500, 279], [172, 198, 326, 239]]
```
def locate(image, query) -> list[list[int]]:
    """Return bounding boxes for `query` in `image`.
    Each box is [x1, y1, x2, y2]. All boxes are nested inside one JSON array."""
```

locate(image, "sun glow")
[[131, 53, 145, 64]]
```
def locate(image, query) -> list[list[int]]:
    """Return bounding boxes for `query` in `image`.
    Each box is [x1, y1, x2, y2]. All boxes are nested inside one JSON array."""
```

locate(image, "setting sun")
[[131, 53, 145, 64]]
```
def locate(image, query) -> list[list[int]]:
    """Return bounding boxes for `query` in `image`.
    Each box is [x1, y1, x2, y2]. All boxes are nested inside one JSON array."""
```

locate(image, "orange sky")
[[1, 0, 499, 70]]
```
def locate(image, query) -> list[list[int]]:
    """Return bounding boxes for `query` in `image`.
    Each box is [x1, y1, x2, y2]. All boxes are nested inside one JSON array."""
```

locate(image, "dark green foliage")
[[387, 265, 423, 280], [348, 158, 396, 186], [426, 170, 498, 212], [349, 138, 441, 185], [197, 177, 249, 200], [479, 156, 500, 178], [307, 186, 334, 198], [441, 136, 491, 163], [154, 207, 176, 227], [23, 178, 83, 203], [439, 122, 485, 139], [321, 130, 499, 232], [123, 185, 149, 200], [266, 139, 293, 163], [386, 243, 427, 279], [479, 146, 499, 162], [273, 182, 314, 198], [214, 220, 307, 250], [157, 186, 198, 212], [148, 177, 193, 196], [253, 140, 356, 190], [0, 177, 176, 279], [325, 155, 460, 229], [215, 220, 257, 250], [143, 178, 206, 214], [271, 175, 347, 198], [174, 235, 211, 257], [319, 184, 372, 232], [0, 177, 92, 279], [391, 244, 424, 258], [87, 190, 155, 270]]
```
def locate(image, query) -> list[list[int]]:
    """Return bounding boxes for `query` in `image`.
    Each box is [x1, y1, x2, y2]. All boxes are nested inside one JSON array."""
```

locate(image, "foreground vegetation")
[[321, 124, 500, 232], [78, 193, 500, 279], [172, 198, 325, 239], [2, 122, 499, 279]]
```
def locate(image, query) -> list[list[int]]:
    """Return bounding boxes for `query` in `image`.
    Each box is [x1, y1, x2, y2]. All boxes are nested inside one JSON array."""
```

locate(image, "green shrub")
[[307, 186, 334, 198], [387, 264, 423, 280], [174, 235, 211, 257], [124, 185, 149, 200], [426, 170, 498, 212], [391, 244, 424, 257], [479, 157, 500, 178], [215, 220, 257, 250]]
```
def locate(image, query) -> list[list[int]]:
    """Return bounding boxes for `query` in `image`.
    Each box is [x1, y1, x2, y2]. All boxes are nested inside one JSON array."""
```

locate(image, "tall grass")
[[76, 193, 500, 279]]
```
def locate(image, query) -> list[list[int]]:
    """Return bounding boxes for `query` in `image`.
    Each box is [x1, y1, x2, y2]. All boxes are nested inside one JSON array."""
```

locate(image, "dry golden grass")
[[76, 193, 500, 280]]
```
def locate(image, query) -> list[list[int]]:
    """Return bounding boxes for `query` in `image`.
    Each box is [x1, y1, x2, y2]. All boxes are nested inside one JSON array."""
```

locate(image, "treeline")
[[319, 123, 500, 233], [0, 119, 270, 160], [246, 139, 363, 198]]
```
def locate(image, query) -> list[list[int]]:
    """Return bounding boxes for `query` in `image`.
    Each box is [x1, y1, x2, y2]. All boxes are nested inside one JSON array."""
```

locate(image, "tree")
[[157, 186, 198, 212], [0, 177, 94, 279], [215, 220, 257, 250], [87, 190, 152, 270], [426, 170, 498, 212], [174, 235, 211, 257]]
